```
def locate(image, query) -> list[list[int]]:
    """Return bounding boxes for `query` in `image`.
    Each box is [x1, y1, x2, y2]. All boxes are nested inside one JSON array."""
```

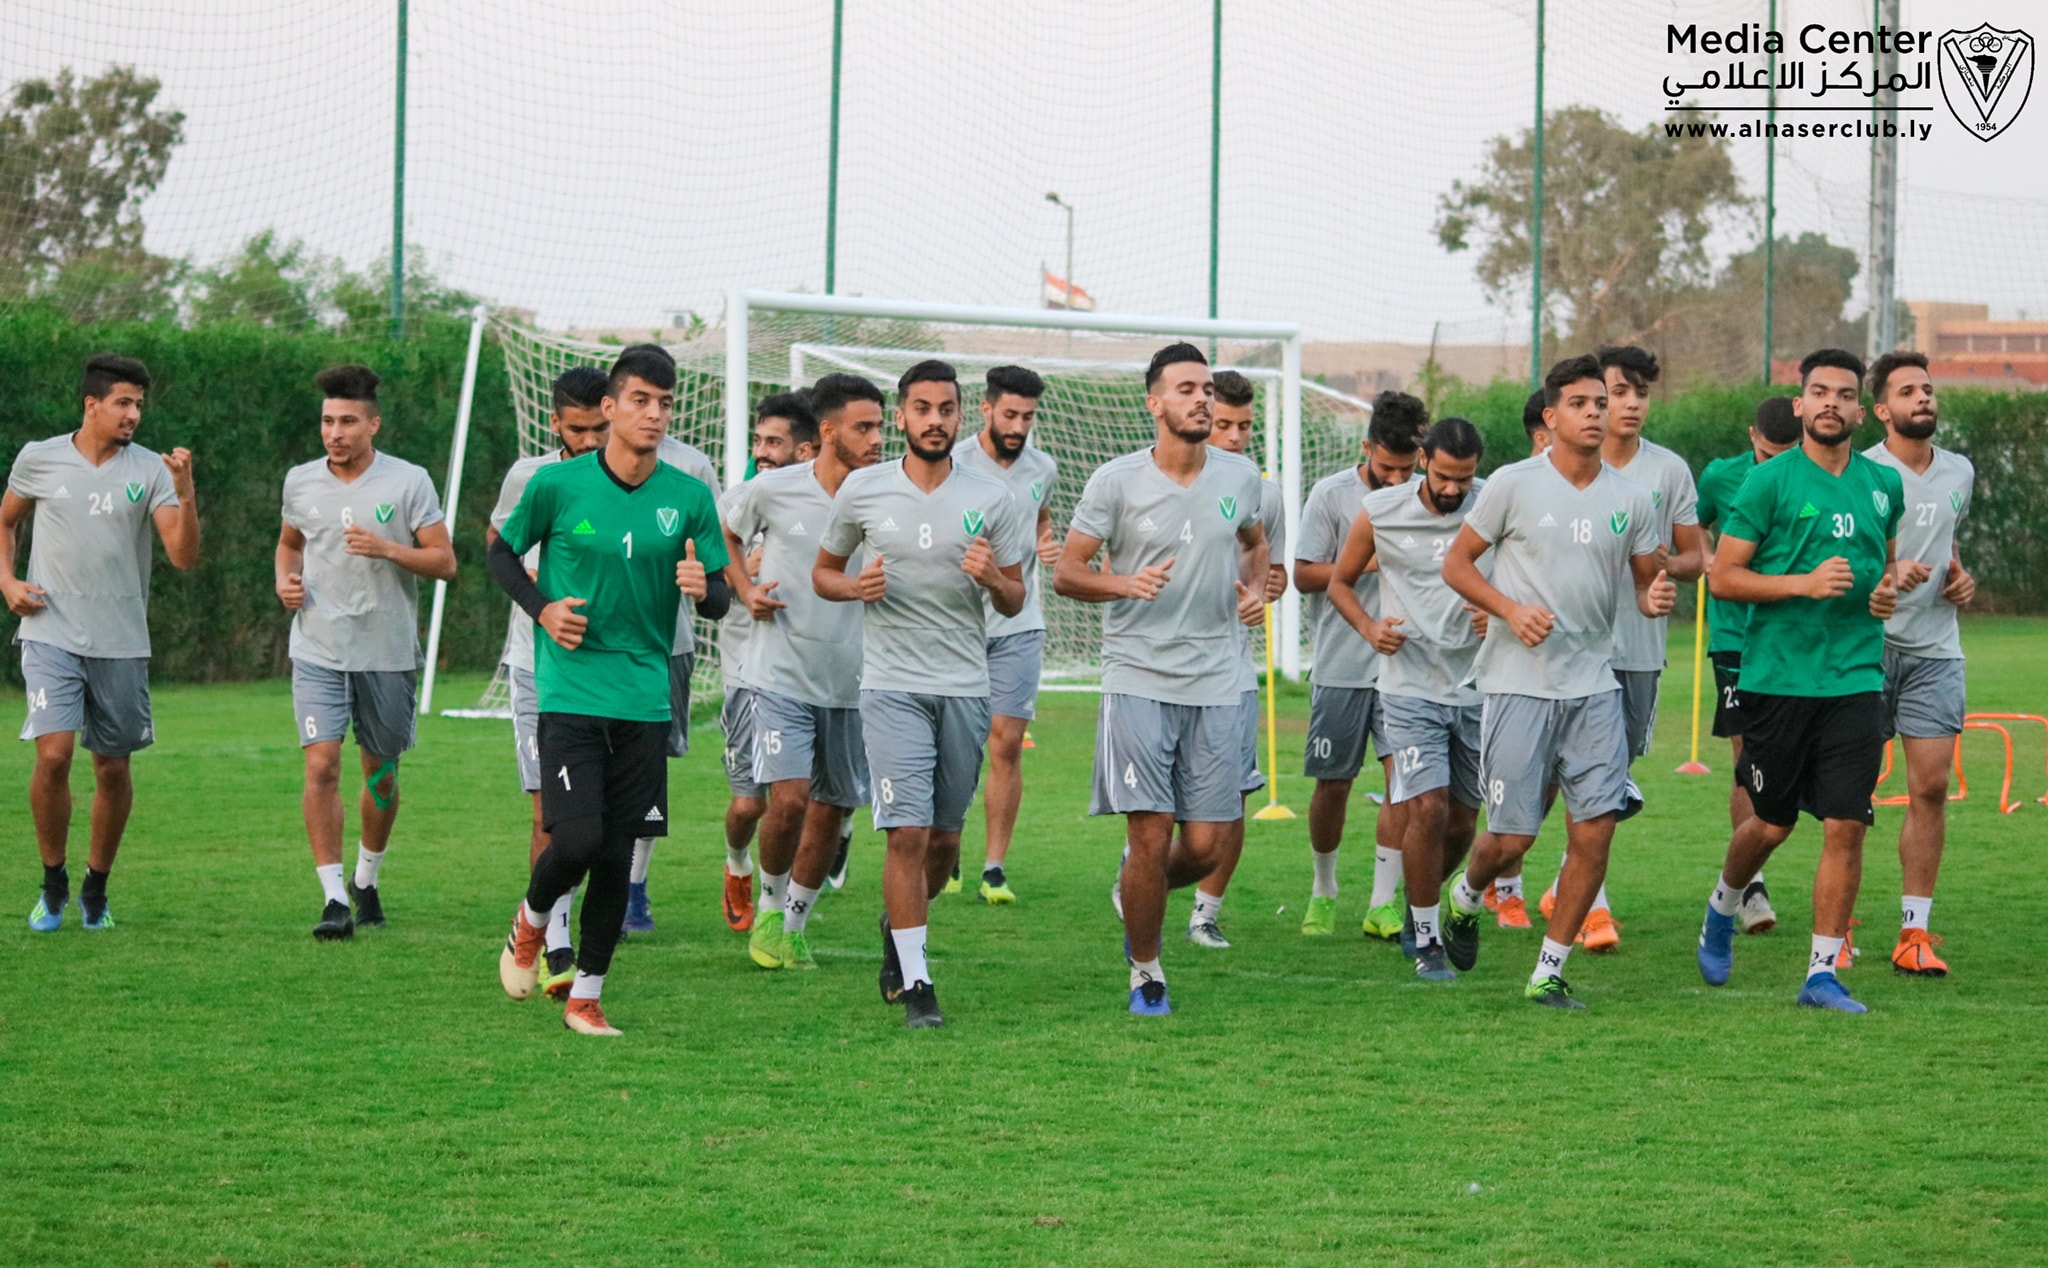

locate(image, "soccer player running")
[[1693, 394, 1802, 937], [1439, 354, 1673, 1009], [1695, 348, 1905, 1014], [715, 392, 820, 937], [725, 374, 884, 971], [1054, 343, 1268, 1017], [1292, 392, 1423, 940], [814, 360, 1025, 1029], [1325, 418, 1491, 981], [953, 365, 1060, 905], [277, 365, 456, 940], [1176, 368, 1286, 949], [491, 345, 730, 1036], [5, 354, 199, 932], [1532, 346, 1704, 953], [488, 366, 611, 994], [1862, 350, 1973, 977]]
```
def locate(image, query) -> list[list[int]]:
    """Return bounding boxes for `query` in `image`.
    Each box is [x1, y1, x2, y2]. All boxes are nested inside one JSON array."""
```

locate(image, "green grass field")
[[6, 618, 2047, 1265]]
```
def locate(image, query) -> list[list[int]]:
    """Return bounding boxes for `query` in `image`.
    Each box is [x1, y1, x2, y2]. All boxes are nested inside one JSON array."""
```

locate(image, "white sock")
[[1130, 956, 1165, 992], [1310, 849, 1339, 899], [1901, 895, 1932, 931], [1749, 870, 1766, 887], [545, 890, 574, 952], [785, 882, 822, 934], [1544, 876, 1559, 901], [1495, 875, 1524, 901], [569, 970, 604, 1000], [630, 839, 653, 885], [1190, 889, 1223, 928], [1370, 846, 1402, 907], [315, 863, 348, 907], [1808, 934, 1846, 979], [352, 842, 384, 890], [726, 847, 754, 878], [760, 870, 789, 913], [1411, 903, 1441, 948], [1592, 883, 1611, 912], [1532, 937, 1572, 985], [1450, 874, 1486, 915], [1708, 875, 1744, 917], [521, 900, 551, 931], [892, 925, 930, 987]]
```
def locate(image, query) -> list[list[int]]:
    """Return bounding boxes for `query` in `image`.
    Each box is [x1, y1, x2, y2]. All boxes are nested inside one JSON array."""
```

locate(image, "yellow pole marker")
[[1676, 575, 1711, 775], [1252, 603, 1296, 820]]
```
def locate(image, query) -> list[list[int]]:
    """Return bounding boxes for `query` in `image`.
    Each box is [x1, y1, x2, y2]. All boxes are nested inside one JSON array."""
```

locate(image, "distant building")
[[1774, 302, 2048, 388]]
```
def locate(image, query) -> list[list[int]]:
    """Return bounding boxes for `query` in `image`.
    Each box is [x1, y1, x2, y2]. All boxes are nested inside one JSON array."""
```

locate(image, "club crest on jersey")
[[1609, 510, 1629, 535], [1872, 490, 1891, 517], [1219, 496, 1237, 521], [124, 481, 144, 503], [962, 509, 985, 537], [1651, 490, 1664, 509], [1029, 480, 1045, 503], [375, 502, 395, 524], [1949, 490, 1965, 513], [656, 507, 680, 536]]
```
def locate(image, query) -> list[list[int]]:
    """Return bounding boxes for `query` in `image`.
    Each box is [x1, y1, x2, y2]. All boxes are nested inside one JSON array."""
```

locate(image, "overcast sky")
[[11, 0, 2046, 340]]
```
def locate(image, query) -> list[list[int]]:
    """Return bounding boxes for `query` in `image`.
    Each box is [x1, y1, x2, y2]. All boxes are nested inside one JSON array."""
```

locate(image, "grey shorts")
[[509, 665, 542, 793], [1883, 649, 1966, 739], [1479, 690, 1630, 837], [17, 640, 153, 757], [860, 690, 990, 833], [666, 652, 695, 759], [1303, 684, 1384, 781], [720, 686, 763, 799], [1382, 693, 1484, 809], [1237, 687, 1267, 795], [752, 689, 869, 809], [291, 661, 417, 758], [1614, 669, 1660, 762], [987, 630, 1045, 721], [1090, 693, 1244, 823]]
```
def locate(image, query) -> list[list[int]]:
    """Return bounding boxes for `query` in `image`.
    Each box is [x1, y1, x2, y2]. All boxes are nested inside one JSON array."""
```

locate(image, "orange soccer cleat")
[[1495, 895, 1532, 929], [1539, 887, 1556, 922], [1483, 883, 1502, 913], [1581, 907, 1622, 954], [498, 905, 547, 1000], [723, 870, 756, 933], [1891, 927, 1949, 977], [1838, 918, 1861, 971], [563, 997, 623, 1036]]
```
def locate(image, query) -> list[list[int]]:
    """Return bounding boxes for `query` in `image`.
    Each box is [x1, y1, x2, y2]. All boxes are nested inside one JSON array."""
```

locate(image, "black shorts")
[[537, 713, 671, 837], [1734, 691, 1885, 828], [1710, 651, 1745, 740]]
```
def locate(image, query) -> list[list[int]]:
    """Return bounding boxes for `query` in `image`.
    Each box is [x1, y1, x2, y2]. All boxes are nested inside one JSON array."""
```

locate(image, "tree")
[[1435, 107, 1749, 355], [0, 66, 185, 298], [189, 230, 331, 330], [328, 245, 483, 336]]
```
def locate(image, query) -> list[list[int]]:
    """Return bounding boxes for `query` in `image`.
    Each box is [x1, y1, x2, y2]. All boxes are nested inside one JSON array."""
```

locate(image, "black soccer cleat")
[[1413, 943, 1458, 982], [826, 828, 852, 891], [313, 899, 355, 941], [1443, 905, 1482, 972], [902, 981, 945, 1029], [878, 910, 905, 1004], [1525, 975, 1587, 1009], [348, 880, 386, 928]]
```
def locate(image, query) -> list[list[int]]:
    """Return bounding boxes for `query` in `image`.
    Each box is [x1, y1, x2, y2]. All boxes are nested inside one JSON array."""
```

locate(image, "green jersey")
[[499, 450, 728, 721], [1720, 445, 1902, 698], [1695, 450, 1764, 655]]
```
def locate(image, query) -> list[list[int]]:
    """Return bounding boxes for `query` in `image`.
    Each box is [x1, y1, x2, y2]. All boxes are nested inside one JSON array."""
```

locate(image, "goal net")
[[462, 292, 1374, 713]]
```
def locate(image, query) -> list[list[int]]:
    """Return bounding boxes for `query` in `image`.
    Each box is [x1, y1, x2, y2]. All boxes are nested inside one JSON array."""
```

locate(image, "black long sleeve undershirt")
[[488, 531, 733, 622]]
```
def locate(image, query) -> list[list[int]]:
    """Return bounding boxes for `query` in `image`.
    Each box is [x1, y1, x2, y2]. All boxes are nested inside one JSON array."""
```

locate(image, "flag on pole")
[[1042, 267, 1097, 311]]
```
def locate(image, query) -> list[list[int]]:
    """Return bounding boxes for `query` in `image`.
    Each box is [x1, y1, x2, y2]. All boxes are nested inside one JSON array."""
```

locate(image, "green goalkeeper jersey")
[[1695, 449, 1764, 656], [499, 449, 727, 721]]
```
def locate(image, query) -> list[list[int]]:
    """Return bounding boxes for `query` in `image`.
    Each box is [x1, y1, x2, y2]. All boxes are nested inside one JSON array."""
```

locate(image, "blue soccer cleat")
[[1796, 973, 1867, 1014], [81, 902, 116, 931], [28, 893, 66, 933], [621, 881, 655, 934], [1128, 979, 1171, 1016], [1698, 907, 1736, 986]]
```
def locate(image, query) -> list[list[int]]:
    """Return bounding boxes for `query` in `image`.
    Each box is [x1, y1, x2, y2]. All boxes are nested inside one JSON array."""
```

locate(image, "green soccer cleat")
[[783, 928, 818, 970], [749, 909, 787, 969], [1300, 894, 1337, 937], [942, 866, 962, 896], [1362, 899, 1404, 941], [1525, 975, 1587, 1009], [978, 865, 1016, 905]]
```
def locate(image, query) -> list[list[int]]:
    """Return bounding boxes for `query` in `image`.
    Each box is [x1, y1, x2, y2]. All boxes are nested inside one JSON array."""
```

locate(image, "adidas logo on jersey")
[[789, 521, 808, 535], [1400, 535, 1416, 547], [573, 519, 597, 534], [1138, 515, 1158, 532], [51, 486, 70, 499], [1538, 513, 1557, 528], [880, 517, 899, 532], [643, 805, 664, 822], [305, 506, 322, 517], [1798, 503, 1819, 519]]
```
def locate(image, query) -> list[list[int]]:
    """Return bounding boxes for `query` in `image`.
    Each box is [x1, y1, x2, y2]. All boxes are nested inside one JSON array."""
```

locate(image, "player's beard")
[[1425, 481, 1467, 515], [906, 431, 955, 463], [988, 428, 1027, 459], [1805, 413, 1853, 447], [1162, 402, 1212, 444], [1892, 410, 1938, 440]]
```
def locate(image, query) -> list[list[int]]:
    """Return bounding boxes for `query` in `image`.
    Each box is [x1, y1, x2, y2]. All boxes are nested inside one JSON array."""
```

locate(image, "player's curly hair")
[[1798, 347, 1865, 386], [1867, 350, 1929, 401], [1366, 390, 1427, 454], [754, 391, 819, 448], [315, 363, 380, 409], [1541, 353, 1604, 408], [1595, 344, 1661, 389]]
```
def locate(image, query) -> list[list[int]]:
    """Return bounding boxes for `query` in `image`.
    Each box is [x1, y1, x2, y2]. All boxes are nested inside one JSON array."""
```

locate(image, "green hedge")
[[1437, 378, 2048, 613], [0, 306, 520, 684]]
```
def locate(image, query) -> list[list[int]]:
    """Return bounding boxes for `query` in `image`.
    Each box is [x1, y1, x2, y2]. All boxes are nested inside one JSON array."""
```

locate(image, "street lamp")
[[1045, 191, 1074, 310]]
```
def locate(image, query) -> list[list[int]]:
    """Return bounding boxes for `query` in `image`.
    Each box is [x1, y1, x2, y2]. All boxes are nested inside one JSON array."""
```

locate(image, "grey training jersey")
[[1366, 477, 1488, 705], [1237, 474, 1287, 691], [1069, 446, 1265, 708], [1298, 467, 1382, 689], [490, 452, 561, 674], [716, 482, 757, 687], [1606, 439, 1699, 671], [820, 458, 1024, 697], [282, 451, 445, 672], [7, 434, 180, 659], [955, 435, 1057, 638], [1465, 454, 1660, 700], [725, 460, 865, 709], [657, 437, 723, 656], [1865, 441, 1973, 660]]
